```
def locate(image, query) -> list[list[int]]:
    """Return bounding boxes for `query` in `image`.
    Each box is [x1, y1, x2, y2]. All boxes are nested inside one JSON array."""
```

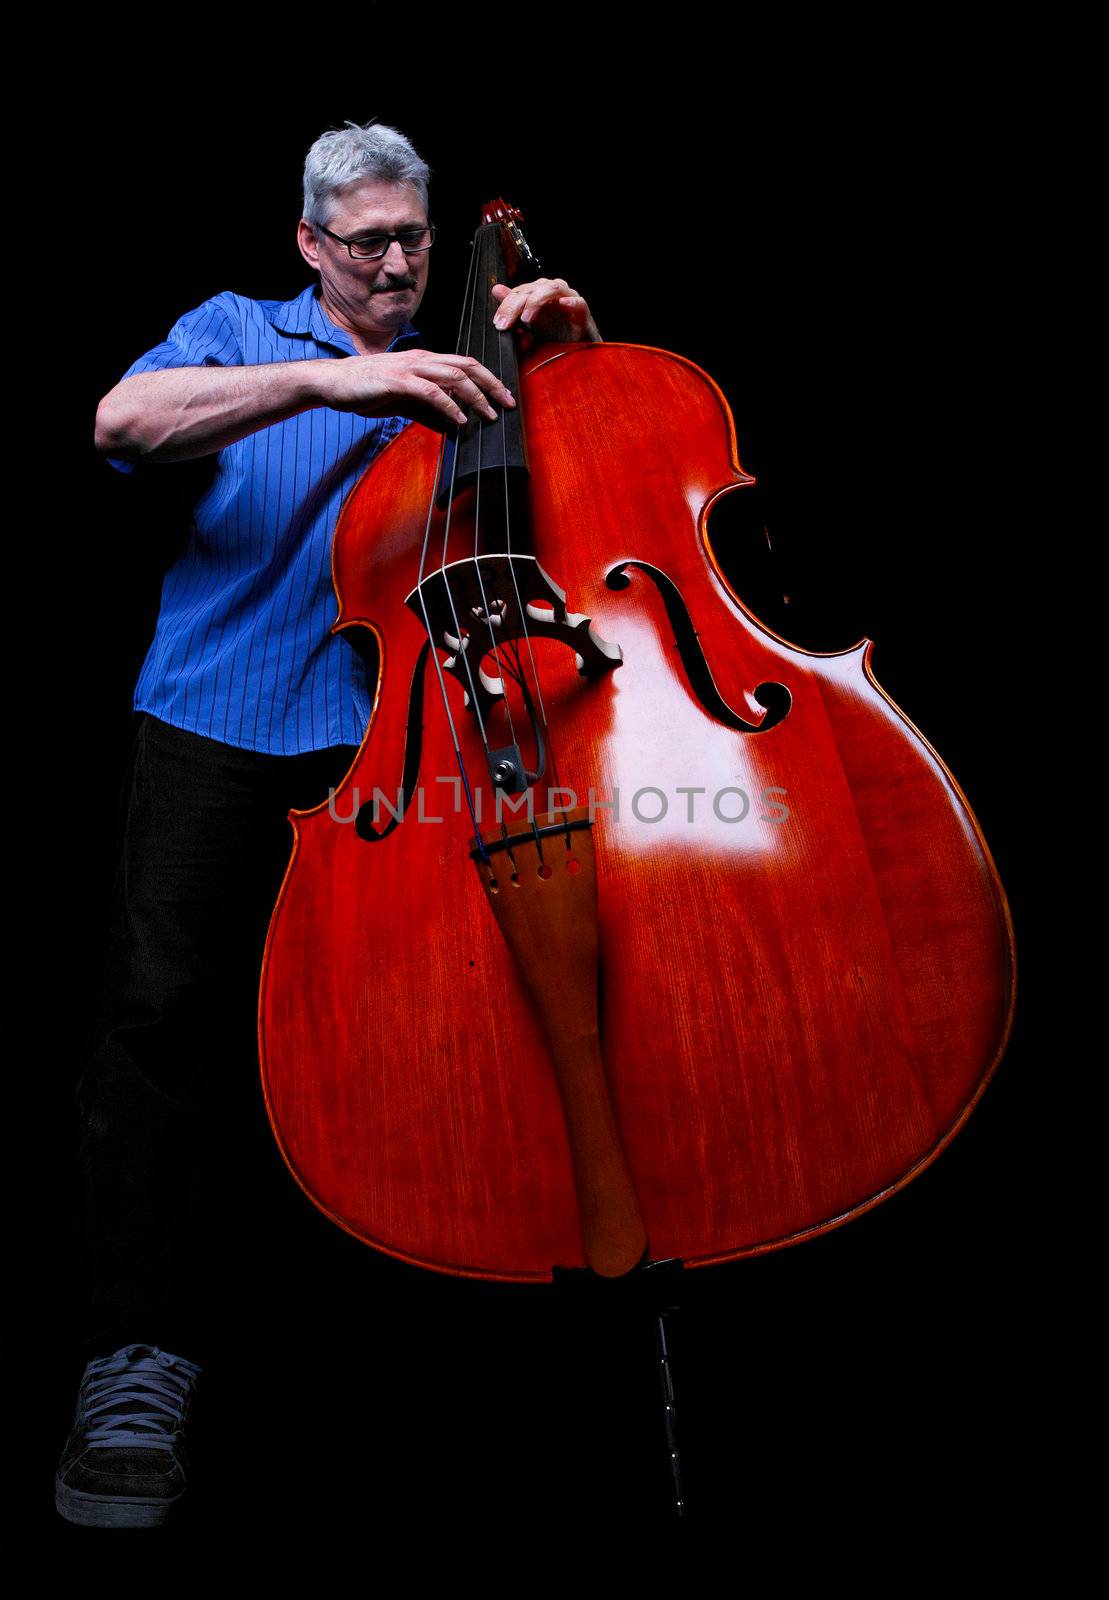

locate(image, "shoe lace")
[[79, 1343, 202, 1452]]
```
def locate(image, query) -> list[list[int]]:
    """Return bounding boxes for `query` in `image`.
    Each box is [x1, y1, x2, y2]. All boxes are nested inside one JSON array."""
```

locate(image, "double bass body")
[[259, 327, 1014, 1282]]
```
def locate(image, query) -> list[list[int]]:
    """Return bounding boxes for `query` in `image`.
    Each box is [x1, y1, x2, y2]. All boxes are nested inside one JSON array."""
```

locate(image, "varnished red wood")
[[258, 340, 1015, 1281], [476, 806, 647, 1279]]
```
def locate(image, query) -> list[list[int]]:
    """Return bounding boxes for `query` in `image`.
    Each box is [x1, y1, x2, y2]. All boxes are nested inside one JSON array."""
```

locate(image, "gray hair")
[[302, 120, 430, 227]]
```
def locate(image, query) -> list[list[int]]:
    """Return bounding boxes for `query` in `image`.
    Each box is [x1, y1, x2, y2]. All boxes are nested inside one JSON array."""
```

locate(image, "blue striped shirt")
[[110, 284, 417, 753]]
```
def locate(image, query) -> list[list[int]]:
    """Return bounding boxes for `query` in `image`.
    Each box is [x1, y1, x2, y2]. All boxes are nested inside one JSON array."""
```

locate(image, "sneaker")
[[55, 1343, 202, 1528]]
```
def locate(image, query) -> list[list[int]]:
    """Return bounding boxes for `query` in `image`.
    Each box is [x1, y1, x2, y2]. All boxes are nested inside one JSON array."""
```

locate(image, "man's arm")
[[96, 350, 518, 465]]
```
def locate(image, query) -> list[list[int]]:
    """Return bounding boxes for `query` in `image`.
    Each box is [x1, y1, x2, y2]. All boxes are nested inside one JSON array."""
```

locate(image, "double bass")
[[258, 196, 1014, 1358]]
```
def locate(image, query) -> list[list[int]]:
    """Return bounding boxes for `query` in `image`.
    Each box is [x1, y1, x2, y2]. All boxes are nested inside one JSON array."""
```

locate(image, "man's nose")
[[380, 238, 410, 273]]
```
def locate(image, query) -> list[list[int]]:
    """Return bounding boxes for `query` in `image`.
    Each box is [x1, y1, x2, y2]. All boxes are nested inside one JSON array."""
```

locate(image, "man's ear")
[[296, 218, 321, 270]]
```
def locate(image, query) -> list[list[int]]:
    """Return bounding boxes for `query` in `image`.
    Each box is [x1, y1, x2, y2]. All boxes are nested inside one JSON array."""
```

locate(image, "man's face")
[[298, 178, 431, 340]]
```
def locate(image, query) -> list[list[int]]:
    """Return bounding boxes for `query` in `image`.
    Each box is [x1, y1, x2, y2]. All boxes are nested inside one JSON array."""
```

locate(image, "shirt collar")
[[267, 283, 419, 354]]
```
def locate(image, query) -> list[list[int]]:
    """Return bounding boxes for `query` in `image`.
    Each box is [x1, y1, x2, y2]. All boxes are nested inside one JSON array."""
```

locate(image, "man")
[[56, 119, 600, 1529]]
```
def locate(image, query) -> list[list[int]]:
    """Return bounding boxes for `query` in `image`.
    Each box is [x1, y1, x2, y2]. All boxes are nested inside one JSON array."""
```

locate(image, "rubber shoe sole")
[[55, 1473, 185, 1528]]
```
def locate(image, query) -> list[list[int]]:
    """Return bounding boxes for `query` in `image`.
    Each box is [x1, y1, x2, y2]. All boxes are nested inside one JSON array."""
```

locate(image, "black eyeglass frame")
[[315, 222, 436, 261]]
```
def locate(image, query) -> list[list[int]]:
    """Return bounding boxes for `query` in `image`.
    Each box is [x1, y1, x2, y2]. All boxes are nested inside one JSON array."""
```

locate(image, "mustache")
[[373, 276, 417, 293]]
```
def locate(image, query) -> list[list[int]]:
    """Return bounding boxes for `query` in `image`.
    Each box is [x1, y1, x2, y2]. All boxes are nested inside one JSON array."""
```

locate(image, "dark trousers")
[[73, 713, 357, 1363]]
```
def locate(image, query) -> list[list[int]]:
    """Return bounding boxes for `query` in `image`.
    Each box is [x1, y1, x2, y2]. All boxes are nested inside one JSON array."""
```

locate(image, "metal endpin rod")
[[654, 1310, 686, 1520]]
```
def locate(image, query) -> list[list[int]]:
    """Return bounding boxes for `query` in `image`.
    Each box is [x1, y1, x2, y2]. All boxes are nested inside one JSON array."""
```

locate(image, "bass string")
[[410, 233, 487, 854], [462, 246, 525, 766], [476, 240, 578, 865], [436, 220, 547, 858], [493, 410, 570, 859], [473, 289, 543, 873], [487, 276, 570, 835], [425, 233, 496, 753], [411, 440, 486, 854], [412, 218, 575, 869]]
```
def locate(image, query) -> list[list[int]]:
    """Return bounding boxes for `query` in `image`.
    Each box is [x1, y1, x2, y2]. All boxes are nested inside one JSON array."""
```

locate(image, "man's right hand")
[[317, 350, 516, 432], [96, 349, 517, 466]]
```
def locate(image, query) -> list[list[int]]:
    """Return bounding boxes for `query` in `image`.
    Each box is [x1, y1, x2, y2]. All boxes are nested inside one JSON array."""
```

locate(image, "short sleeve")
[[108, 293, 244, 474]]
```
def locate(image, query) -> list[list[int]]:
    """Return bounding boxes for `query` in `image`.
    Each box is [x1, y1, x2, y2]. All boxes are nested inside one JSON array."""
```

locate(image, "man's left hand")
[[491, 279, 601, 345]]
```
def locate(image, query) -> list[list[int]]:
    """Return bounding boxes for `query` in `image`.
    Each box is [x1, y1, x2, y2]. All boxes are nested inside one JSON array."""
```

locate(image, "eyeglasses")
[[316, 223, 436, 261]]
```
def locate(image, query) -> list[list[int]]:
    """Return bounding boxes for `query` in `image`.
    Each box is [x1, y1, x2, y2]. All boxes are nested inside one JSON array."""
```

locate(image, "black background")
[[28, 70, 1042, 1543]]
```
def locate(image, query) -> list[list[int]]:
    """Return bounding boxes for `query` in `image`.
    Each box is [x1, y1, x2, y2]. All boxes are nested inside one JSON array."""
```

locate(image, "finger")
[[357, 388, 464, 434], [407, 358, 509, 420], [447, 356, 516, 410], [411, 377, 468, 428], [430, 363, 500, 421], [497, 291, 542, 328], [491, 279, 566, 328], [492, 291, 527, 330], [518, 281, 573, 325]]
